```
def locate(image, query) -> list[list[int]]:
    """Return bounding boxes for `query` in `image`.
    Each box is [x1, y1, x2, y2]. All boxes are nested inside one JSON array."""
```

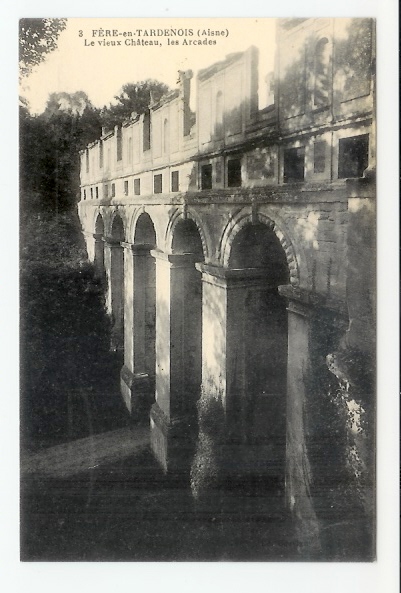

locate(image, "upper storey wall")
[[80, 19, 375, 194], [80, 76, 197, 188], [277, 18, 375, 135], [196, 46, 260, 153], [80, 46, 267, 191]]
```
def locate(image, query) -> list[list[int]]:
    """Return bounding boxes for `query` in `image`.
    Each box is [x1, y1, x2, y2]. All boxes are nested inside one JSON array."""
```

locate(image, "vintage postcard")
[[19, 17, 377, 564]]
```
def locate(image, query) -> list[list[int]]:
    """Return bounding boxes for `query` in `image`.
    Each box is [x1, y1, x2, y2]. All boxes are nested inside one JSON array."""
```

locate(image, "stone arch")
[[219, 209, 300, 286], [121, 210, 157, 413], [93, 213, 105, 279], [134, 211, 157, 246], [160, 207, 205, 460], [107, 211, 125, 358], [90, 208, 106, 235], [109, 210, 126, 241], [165, 207, 210, 261], [129, 208, 160, 248], [94, 213, 105, 235], [219, 211, 292, 492]]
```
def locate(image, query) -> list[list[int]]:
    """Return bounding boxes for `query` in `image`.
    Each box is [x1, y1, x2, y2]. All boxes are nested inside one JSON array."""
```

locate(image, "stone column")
[[93, 233, 105, 281], [103, 238, 113, 316], [322, 178, 376, 555], [82, 230, 96, 263], [120, 244, 153, 416], [197, 266, 250, 416], [104, 237, 124, 353], [345, 178, 375, 354], [196, 265, 285, 482], [278, 285, 320, 552], [149, 251, 201, 473]]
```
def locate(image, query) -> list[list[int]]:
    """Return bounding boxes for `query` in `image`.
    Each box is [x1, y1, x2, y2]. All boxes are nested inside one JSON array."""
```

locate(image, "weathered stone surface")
[[77, 18, 375, 558]]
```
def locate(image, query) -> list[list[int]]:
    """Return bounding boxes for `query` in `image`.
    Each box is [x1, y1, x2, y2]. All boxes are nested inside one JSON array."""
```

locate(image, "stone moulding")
[[219, 208, 300, 286]]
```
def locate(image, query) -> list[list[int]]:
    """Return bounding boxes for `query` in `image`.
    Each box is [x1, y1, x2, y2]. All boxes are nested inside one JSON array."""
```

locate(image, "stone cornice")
[[346, 175, 376, 198], [197, 264, 286, 290], [150, 250, 202, 267], [121, 242, 155, 254], [279, 113, 373, 142], [79, 181, 350, 208], [279, 284, 348, 318], [104, 236, 122, 246]]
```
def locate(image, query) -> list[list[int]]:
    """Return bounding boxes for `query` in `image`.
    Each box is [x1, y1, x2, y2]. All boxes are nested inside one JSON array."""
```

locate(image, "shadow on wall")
[[278, 19, 374, 123], [109, 214, 125, 356], [171, 218, 204, 472], [134, 212, 157, 407], [191, 221, 290, 506]]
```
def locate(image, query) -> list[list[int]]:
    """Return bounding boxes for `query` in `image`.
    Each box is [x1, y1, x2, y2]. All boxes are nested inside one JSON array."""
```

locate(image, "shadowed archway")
[[94, 214, 105, 281], [109, 214, 125, 359], [132, 213, 156, 409], [150, 217, 206, 474], [227, 221, 290, 494], [171, 218, 205, 419]]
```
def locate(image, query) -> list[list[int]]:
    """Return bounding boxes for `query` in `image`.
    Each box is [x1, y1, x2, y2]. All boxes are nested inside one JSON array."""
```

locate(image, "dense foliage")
[[19, 18, 67, 79], [19, 27, 172, 449], [20, 211, 128, 450], [100, 80, 171, 130], [20, 80, 171, 213], [20, 93, 103, 214]]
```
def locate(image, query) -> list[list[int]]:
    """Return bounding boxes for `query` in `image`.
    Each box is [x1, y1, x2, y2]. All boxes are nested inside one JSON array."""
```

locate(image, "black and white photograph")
[[4, 4, 397, 589]]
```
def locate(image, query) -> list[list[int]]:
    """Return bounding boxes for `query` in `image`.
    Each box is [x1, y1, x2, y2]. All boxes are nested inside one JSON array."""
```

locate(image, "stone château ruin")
[[78, 18, 376, 557]]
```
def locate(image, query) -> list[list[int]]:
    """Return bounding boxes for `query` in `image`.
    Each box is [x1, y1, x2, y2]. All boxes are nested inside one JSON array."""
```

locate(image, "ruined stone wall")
[[77, 19, 376, 558]]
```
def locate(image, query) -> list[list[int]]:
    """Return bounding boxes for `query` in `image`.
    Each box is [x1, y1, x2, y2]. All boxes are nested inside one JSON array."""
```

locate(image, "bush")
[[20, 210, 113, 449], [190, 387, 226, 501]]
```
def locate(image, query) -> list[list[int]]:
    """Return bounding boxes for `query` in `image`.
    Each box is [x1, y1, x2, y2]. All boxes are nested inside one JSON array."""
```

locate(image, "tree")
[[100, 79, 171, 129], [20, 91, 102, 215], [19, 18, 67, 78], [43, 91, 95, 117]]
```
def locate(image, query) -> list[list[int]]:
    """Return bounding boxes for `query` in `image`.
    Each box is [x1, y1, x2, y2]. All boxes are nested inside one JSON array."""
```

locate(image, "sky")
[[21, 18, 277, 115]]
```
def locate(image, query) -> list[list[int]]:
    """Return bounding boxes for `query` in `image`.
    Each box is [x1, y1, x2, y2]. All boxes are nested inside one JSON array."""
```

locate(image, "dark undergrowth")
[[21, 447, 296, 562], [20, 209, 130, 452], [19, 209, 371, 562]]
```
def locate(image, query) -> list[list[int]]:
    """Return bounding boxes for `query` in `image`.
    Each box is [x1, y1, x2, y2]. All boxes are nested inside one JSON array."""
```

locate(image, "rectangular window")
[[143, 110, 151, 151], [338, 134, 369, 179], [104, 185, 109, 198], [227, 158, 242, 187], [154, 174, 163, 194], [116, 127, 122, 161], [99, 141, 103, 168], [314, 141, 326, 173], [83, 189, 86, 200], [134, 178, 141, 195], [90, 187, 93, 199], [124, 180, 129, 196], [201, 164, 212, 190], [283, 147, 305, 183], [171, 171, 179, 192], [111, 183, 116, 198], [95, 186, 99, 199]]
